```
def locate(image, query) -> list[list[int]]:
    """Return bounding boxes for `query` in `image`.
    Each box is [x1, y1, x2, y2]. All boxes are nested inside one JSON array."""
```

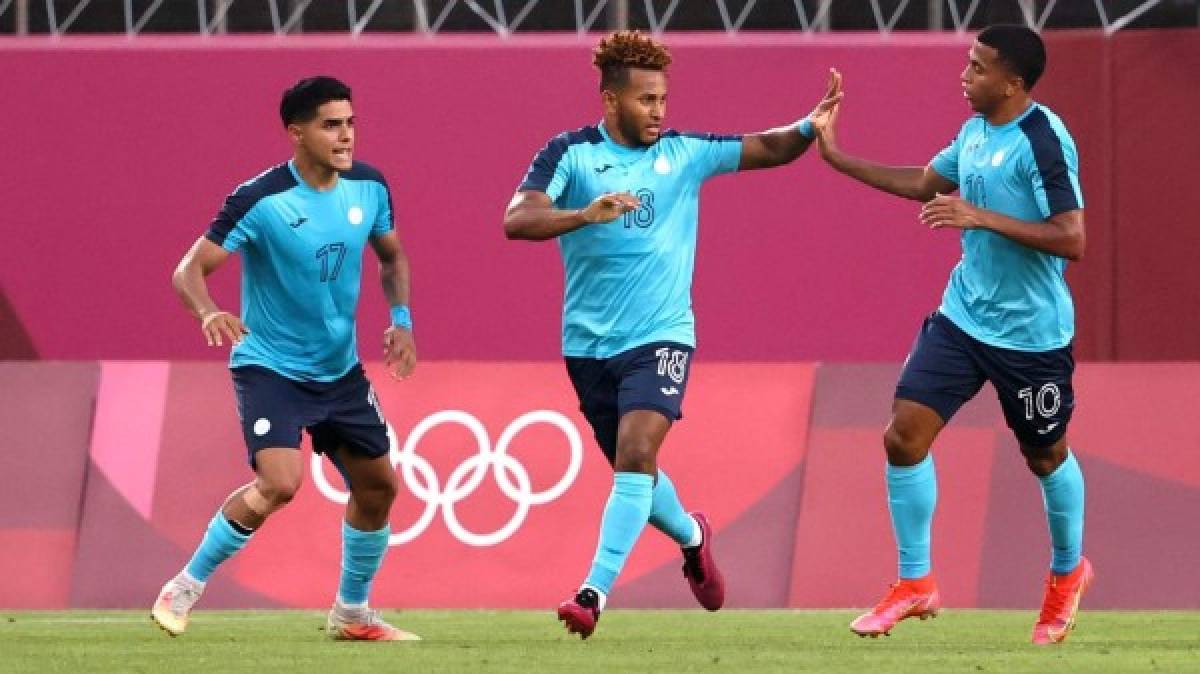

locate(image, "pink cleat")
[[326, 605, 421, 641], [850, 576, 941, 638], [681, 512, 725, 611], [1032, 556, 1094, 645], [557, 588, 601, 640]]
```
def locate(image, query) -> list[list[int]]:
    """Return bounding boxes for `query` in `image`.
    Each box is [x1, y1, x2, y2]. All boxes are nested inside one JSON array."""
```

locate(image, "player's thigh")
[[308, 366, 392, 487], [981, 341, 1076, 450], [231, 365, 307, 467], [565, 356, 620, 464], [613, 341, 693, 426], [894, 312, 987, 426]]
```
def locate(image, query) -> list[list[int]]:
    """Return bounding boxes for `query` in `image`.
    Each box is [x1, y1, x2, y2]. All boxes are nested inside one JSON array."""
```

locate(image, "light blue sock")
[[1039, 450, 1085, 575], [583, 472, 654, 594], [886, 454, 937, 579], [648, 470, 699, 546], [184, 512, 252, 583], [337, 522, 391, 605]]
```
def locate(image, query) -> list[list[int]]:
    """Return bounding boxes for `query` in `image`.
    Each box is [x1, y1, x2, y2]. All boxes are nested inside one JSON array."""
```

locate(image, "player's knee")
[[614, 439, 658, 475], [257, 477, 301, 509], [1021, 441, 1067, 477], [883, 422, 929, 465]]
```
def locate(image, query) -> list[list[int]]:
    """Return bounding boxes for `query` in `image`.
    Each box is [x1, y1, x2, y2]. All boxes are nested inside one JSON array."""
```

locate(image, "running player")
[[153, 76, 419, 641], [812, 26, 1092, 644], [504, 30, 842, 639]]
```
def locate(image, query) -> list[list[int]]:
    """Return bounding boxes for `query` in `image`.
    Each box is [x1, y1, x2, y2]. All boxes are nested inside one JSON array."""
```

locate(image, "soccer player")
[[153, 76, 419, 641], [811, 26, 1092, 644], [504, 30, 842, 639]]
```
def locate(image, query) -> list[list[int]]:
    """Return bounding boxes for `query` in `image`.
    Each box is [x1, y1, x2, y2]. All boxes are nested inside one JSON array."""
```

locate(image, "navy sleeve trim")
[[517, 126, 603, 193], [343, 161, 394, 233], [1018, 108, 1079, 216], [205, 163, 296, 245], [661, 129, 744, 143]]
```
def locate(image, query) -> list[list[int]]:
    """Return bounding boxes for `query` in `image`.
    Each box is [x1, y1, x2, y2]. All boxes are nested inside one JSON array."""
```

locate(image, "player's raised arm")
[[738, 68, 844, 171], [503, 189, 640, 241], [171, 236, 247, 347], [812, 72, 957, 201]]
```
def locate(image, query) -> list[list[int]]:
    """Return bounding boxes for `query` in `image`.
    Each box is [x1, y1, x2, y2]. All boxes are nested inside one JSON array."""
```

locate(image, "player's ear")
[[601, 88, 619, 113]]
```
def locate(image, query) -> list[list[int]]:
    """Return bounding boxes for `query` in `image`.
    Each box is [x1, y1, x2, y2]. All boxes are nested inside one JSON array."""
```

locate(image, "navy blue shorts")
[[565, 341, 694, 463], [230, 364, 390, 466], [896, 312, 1075, 448]]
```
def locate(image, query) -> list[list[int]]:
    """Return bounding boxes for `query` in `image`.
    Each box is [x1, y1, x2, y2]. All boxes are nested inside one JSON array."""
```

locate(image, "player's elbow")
[[1064, 234, 1085, 262], [503, 212, 537, 240]]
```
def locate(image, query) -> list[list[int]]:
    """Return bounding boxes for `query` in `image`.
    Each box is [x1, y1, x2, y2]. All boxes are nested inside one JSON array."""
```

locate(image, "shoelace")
[[682, 546, 706, 583], [872, 582, 920, 614], [169, 583, 202, 614], [1037, 577, 1069, 624]]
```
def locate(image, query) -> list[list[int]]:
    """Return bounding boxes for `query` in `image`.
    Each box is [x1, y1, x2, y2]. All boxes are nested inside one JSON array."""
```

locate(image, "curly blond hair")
[[593, 30, 672, 90]]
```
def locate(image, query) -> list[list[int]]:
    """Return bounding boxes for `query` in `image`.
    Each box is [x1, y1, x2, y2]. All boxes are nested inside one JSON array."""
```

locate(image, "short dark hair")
[[279, 76, 352, 127], [593, 30, 672, 91], [977, 24, 1046, 90]]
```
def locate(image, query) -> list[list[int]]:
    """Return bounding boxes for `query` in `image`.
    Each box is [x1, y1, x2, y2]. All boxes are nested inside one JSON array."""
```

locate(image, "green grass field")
[[1, 610, 1197, 673]]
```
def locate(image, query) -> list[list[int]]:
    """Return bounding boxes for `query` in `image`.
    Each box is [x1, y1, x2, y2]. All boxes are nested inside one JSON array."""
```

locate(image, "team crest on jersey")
[[654, 155, 671, 175], [347, 206, 364, 226]]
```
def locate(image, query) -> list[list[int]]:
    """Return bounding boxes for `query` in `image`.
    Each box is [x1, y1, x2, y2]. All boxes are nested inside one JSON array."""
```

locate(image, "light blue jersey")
[[519, 123, 743, 358], [930, 103, 1084, 352], [205, 160, 393, 381]]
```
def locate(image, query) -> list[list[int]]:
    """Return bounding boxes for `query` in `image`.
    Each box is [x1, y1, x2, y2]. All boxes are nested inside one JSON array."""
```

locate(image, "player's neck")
[[291, 155, 340, 191], [985, 96, 1034, 127], [601, 117, 641, 149]]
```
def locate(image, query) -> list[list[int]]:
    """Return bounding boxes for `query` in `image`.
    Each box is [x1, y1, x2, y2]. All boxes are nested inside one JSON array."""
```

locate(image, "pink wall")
[[1, 32, 1197, 362], [2, 360, 1197, 609]]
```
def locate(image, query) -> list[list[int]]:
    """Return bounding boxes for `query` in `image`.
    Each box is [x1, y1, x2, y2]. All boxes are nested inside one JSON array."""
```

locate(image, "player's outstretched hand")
[[811, 68, 843, 161], [921, 193, 982, 230], [383, 326, 417, 381], [582, 192, 641, 224], [201, 310, 248, 347]]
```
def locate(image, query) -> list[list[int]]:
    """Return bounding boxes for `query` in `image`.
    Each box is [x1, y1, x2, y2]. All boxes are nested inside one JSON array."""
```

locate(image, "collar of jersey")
[[985, 101, 1038, 132], [287, 159, 339, 194], [597, 122, 651, 160]]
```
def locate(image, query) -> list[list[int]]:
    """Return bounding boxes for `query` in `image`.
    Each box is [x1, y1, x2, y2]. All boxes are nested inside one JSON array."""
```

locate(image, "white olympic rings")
[[311, 409, 584, 547]]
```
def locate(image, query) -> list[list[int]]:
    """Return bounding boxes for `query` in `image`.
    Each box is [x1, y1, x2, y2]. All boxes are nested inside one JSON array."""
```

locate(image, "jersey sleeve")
[[677, 132, 743, 181], [205, 184, 261, 252], [929, 121, 968, 184], [1022, 122, 1084, 219], [518, 133, 573, 202], [371, 177, 395, 237]]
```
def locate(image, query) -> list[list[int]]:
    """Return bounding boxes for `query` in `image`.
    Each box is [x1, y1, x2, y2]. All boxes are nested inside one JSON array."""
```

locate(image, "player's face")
[[960, 42, 1020, 115], [290, 99, 355, 172], [607, 68, 667, 146]]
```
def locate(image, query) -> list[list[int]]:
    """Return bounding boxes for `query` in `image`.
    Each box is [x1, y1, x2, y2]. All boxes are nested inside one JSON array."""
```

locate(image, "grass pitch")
[[1, 609, 1197, 673]]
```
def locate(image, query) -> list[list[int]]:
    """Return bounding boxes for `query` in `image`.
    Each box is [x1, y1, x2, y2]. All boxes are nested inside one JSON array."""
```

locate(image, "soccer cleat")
[[1032, 556, 1094, 645], [326, 606, 421, 642], [150, 575, 205, 637], [557, 587, 601, 640], [849, 576, 941, 637], [681, 512, 725, 611]]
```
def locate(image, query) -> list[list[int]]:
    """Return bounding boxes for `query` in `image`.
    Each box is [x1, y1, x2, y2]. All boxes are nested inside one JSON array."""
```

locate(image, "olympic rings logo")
[[311, 410, 584, 547]]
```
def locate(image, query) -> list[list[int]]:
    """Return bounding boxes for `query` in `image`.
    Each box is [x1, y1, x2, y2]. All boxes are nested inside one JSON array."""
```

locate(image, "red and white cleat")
[[326, 605, 421, 642], [1032, 556, 1095, 645], [151, 574, 205, 637], [850, 576, 941, 638]]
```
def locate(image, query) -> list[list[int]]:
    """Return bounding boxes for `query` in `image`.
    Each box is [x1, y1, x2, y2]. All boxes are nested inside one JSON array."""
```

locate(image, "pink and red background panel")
[[1, 361, 1196, 609]]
